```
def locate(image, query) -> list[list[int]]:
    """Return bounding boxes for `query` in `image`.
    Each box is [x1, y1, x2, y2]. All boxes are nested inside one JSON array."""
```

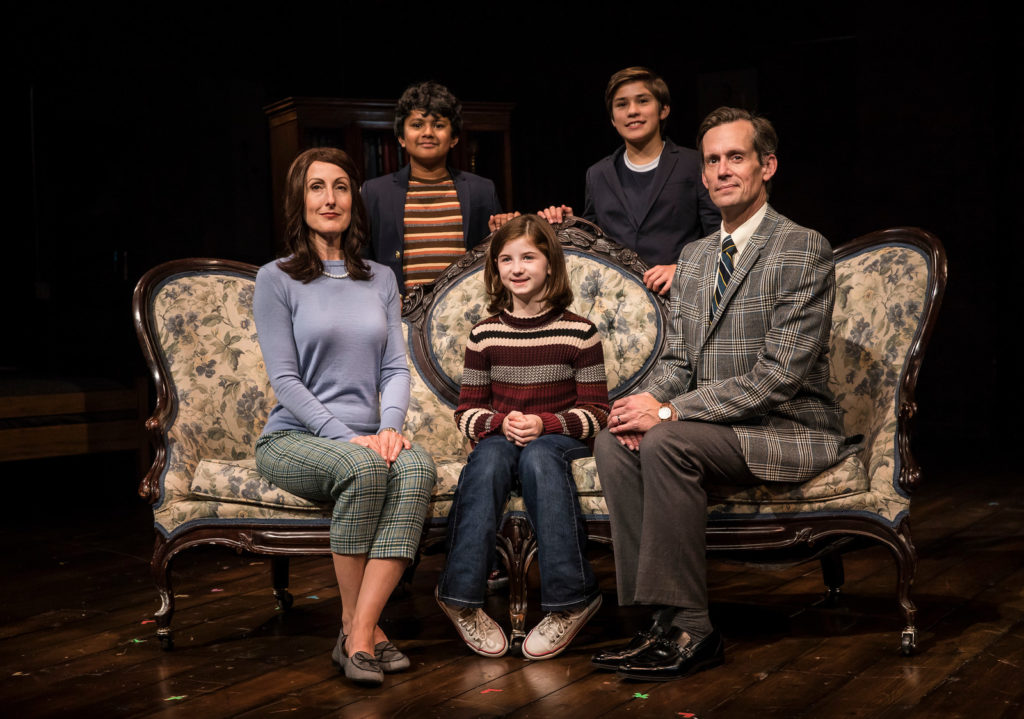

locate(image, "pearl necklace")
[[322, 269, 349, 279]]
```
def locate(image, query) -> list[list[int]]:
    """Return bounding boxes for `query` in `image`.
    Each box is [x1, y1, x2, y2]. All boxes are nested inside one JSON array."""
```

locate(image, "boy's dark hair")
[[394, 81, 463, 138], [484, 215, 573, 315]]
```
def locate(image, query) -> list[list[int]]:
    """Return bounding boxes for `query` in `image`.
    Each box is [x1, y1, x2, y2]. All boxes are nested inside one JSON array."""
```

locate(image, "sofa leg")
[[819, 552, 845, 606], [272, 556, 293, 611], [151, 534, 175, 651], [893, 520, 918, 655], [497, 516, 537, 642]]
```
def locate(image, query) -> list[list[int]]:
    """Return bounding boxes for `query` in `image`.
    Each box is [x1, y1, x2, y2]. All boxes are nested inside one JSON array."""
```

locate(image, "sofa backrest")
[[135, 260, 272, 506], [134, 228, 944, 507], [829, 229, 946, 496], [402, 218, 669, 463]]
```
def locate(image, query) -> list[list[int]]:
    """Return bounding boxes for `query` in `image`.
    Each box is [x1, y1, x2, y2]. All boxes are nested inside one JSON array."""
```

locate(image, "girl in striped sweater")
[[436, 214, 609, 660]]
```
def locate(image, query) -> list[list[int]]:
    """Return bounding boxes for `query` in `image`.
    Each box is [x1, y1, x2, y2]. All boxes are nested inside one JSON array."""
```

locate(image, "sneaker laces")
[[536, 611, 575, 640], [456, 607, 492, 641]]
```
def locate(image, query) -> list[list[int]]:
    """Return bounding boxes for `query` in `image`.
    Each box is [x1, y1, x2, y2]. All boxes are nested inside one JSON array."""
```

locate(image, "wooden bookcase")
[[264, 97, 514, 244]]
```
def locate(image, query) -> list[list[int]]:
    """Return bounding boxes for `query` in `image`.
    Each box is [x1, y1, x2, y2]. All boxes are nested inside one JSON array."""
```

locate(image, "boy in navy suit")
[[541, 67, 719, 295]]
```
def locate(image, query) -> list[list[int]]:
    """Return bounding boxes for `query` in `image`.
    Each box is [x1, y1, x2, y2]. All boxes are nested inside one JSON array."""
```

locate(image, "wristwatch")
[[658, 403, 675, 421]]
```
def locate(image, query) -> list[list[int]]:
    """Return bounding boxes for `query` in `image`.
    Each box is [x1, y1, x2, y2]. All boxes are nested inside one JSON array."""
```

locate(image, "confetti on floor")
[[211, 588, 224, 593], [305, 595, 319, 600], [633, 692, 649, 699], [131, 638, 147, 644], [141, 619, 155, 624], [481, 688, 503, 694], [164, 695, 187, 701]]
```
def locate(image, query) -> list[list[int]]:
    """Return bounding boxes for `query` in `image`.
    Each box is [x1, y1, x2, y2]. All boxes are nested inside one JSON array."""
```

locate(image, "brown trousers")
[[594, 421, 759, 610]]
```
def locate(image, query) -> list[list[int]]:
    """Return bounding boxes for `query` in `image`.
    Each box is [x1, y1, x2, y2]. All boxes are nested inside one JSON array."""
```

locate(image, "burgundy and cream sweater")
[[454, 307, 610, 442]]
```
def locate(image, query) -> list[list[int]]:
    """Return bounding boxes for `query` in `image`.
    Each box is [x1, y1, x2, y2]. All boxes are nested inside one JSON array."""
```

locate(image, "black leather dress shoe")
[[591, 622, 664, 670], [617, 628, 724, 681]]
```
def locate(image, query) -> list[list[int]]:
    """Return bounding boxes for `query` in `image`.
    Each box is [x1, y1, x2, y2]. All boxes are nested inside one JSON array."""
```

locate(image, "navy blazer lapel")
[[638, 139, 678, 226], [597, 149, 635, 230], [451, 168, 473, 246], [385, 166, 411, 250]]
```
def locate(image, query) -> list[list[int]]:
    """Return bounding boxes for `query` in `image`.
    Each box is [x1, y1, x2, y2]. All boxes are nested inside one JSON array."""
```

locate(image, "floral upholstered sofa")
[[133, 218, 945, 653]]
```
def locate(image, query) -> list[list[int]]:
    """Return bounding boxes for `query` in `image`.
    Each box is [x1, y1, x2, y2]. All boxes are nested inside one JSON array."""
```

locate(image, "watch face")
[[658, 406, 672, 420]]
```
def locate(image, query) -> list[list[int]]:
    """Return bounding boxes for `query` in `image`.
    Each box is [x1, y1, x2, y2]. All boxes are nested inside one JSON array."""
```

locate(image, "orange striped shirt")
[[403, 175, 465, 290]]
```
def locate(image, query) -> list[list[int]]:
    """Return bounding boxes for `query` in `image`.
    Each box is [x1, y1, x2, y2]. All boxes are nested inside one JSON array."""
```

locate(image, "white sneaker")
[[435, 588, 508, 657], [522, 594, 603, 660]]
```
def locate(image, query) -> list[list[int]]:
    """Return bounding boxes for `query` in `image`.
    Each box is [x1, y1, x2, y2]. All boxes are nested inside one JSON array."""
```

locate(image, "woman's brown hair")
[[484, 214, 573, 315], [277, 147, 372, 283]]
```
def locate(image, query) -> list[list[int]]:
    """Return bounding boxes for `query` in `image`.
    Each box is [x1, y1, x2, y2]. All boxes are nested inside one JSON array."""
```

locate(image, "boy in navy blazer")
[[586, 67, 720, 294], [363, 82, 510, 292], [542, 68, 719, 295]]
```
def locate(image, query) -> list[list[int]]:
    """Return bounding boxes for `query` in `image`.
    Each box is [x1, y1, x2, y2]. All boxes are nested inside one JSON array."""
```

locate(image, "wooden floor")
[[1, 458, 1022, 718]]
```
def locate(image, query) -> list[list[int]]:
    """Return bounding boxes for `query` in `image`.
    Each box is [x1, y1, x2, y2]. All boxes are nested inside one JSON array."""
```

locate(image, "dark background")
[[5, 4, 1012, 486]]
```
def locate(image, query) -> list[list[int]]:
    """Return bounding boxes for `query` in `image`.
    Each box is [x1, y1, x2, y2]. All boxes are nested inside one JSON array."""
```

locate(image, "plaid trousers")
[[255, 430, 436, 559]]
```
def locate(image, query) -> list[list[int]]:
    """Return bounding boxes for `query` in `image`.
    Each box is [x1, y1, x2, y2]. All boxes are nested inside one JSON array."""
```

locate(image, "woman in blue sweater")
[[254, 147, 436, 687]]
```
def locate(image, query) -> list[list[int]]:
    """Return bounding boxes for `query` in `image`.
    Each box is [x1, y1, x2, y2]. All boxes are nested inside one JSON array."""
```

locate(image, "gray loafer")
[[345, 649, 384, 686], [332, 629, 404, 678], [333, 631, 384, 686], [374, 639, 411, 673]]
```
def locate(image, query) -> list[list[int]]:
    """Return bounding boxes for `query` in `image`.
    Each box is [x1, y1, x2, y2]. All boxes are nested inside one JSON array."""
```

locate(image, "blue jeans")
[[437, 434, 599, 612]]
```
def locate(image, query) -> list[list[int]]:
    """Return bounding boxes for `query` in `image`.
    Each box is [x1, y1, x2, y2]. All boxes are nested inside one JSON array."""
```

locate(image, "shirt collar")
[[623, 142, 665, 173], [719, 201, 768, 260]]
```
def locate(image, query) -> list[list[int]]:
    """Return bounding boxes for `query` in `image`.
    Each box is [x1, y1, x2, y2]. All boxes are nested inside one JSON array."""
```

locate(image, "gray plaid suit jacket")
[[643, 204, 852, 483]]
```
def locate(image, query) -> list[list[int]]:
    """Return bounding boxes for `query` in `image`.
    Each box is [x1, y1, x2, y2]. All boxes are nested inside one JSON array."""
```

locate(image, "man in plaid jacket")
[[592, 107, 857, 682]]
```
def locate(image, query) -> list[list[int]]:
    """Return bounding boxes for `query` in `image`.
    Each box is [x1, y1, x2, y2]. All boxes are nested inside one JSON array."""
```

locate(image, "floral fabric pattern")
[[150, 273, 280, 534], [425, 255, 662, 399], [817, 244, 929, 521], [404, 353, 470, 463], [190, 458, 327, 511]]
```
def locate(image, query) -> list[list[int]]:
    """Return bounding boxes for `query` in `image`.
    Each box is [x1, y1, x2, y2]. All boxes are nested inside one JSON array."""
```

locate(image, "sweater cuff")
[[379, 409, 406, 436], [540, 413, 565, 436], [319, 417, 355, 442], [481, 412, 507, 439]]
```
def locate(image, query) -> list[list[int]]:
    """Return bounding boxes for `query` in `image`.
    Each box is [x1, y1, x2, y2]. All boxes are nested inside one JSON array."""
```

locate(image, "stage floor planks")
[[0, 463, 1021, 718]]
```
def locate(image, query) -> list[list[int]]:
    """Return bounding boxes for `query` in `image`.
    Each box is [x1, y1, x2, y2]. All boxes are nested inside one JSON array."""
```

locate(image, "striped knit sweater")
[[402, 175, 465, 289], [454, 308, 610, 442]]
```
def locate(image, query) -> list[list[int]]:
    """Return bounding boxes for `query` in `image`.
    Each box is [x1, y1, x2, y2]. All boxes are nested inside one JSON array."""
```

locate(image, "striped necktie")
[[710, 236, 737, 319]]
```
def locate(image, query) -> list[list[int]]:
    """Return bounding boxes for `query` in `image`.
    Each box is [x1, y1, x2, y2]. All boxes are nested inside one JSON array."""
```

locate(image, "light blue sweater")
[[254, 259, 409, 441]]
